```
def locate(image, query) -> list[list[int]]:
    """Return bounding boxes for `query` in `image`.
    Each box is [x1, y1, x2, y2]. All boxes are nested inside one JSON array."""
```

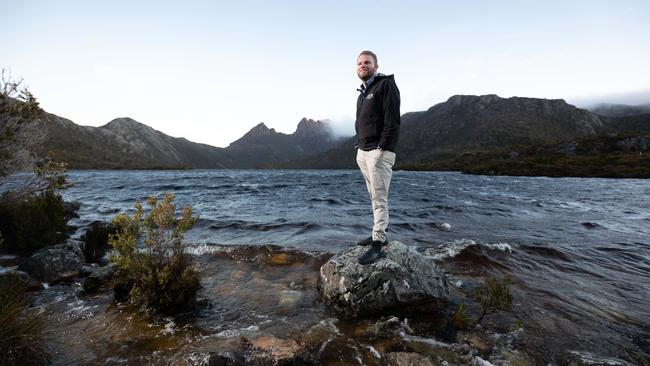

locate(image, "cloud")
[[323, 115, 355, 138]]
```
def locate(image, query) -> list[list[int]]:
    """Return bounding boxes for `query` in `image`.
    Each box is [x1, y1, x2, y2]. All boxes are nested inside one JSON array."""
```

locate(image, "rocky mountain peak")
[[439, 94, 578, 116], [445, 94, 501, 108], [294, 118, 330, 137], [101, 117, 153, 132], [227, 122, 279, 149], [246, 122, 276, 137]]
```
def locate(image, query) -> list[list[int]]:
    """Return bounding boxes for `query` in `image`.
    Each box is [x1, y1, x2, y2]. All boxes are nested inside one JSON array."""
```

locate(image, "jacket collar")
[[357, 73, 391, 94]]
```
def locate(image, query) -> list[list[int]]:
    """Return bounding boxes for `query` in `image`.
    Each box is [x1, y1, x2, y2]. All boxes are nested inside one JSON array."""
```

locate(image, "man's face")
[[356, 54, 378, 81]]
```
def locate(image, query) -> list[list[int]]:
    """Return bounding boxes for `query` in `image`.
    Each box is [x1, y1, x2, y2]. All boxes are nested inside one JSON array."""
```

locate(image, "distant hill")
[[24, 114, 234, 170], [411, 132, 650, 178], [588, 103, 650, 117], [0, 96, 342, 170], [3, 93, 649, 177]]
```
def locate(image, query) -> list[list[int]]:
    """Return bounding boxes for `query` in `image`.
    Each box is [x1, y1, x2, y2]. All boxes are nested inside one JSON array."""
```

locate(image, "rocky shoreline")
[[0, 235, 640, 365]]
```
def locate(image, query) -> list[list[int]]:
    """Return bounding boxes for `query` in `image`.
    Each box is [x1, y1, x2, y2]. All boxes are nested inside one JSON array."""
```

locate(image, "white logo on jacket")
[[366, 93, 374, 100]]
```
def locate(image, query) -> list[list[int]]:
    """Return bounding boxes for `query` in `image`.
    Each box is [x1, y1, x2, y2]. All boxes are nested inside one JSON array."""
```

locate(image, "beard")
[[357, 69, 375, 81]]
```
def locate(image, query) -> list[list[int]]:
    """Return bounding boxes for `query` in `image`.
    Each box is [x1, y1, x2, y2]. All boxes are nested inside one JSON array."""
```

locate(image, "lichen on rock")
[[318, 241, 450, 319]]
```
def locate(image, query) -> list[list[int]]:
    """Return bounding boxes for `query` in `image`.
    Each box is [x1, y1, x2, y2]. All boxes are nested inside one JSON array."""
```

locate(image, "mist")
[[322, 117, 355, 139], [569, 88, 650, 109]]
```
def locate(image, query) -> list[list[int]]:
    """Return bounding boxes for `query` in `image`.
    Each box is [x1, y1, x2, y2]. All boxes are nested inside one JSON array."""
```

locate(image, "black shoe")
[[356, 236, 373, 246], [358, 240, 386, 265], [356, 236, 389, 247]]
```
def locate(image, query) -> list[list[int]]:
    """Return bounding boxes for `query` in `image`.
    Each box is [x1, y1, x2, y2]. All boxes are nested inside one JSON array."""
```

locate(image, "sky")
[[1, 0, 649, 147]]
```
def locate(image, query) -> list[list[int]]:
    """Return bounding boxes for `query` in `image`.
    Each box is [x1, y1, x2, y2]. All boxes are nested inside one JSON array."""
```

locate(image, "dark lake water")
[[5, 169, 650, 363]]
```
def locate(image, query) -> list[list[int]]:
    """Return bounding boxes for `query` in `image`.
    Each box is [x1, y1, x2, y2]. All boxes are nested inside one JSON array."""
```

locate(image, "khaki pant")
[[356, 148, 397, 242]]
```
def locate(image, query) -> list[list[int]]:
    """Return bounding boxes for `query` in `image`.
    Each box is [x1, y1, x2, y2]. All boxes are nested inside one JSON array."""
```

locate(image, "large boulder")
[[18, 239, 85, 283], [318, 241, 450, 319]]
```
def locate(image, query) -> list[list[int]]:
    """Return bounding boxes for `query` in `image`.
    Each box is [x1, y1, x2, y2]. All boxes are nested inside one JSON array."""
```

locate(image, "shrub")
[[81, 221, 117, 264], [0, 272, 49, 366], [109, 192, 201, 314], [0, 160, 74, 255], [473, 275, 513, 324], [451, 302, 474, 329], [450, 276, 514, 329], [0, 68, 42, 119], [0, 190, 67, 255]]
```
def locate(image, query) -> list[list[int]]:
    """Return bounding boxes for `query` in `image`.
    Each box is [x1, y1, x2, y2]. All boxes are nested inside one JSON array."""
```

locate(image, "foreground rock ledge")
[[318, 241, 450, 319]]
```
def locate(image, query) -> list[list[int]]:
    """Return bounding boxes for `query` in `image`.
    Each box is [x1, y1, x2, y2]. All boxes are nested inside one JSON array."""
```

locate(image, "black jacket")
[[355, 73, 401, 152]]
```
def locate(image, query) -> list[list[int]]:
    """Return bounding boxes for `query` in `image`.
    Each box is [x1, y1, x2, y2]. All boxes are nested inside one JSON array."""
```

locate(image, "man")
[[354, 50, 401, 265]]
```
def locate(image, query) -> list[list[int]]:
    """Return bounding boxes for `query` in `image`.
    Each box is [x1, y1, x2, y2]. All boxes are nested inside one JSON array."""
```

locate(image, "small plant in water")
[[473, 275, 513, 324], [451, 275, 515, 329], [109, 192, 201, 314]]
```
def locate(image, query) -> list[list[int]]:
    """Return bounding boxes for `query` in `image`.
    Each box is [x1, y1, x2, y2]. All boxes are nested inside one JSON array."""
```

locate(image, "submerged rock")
[[83, 265, 115, 293], [558, 351, 634, 366], [18, 239, 85, 283], [383, 352, 436, 366], [318, 241, 450, 319], [243, 335, 308, 365], [0, 269, 44, 291]]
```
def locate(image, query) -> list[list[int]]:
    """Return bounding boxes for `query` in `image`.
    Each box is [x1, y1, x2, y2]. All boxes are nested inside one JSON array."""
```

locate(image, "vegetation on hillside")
[[402, 132, 650, 178]]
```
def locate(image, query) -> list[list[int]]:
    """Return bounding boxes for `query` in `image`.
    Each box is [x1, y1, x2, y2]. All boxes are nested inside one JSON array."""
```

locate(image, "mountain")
[[4, 93, 649, 177], [588, 103, 650, 117], [224, 118, 343, 168], [24, 114, 235, 169], [0, 95, 341, 170], [270, 94, 612, 169]]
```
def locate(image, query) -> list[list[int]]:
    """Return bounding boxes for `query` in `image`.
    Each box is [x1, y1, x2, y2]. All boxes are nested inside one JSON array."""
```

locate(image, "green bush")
[[109, 192, 201, 314], [451, 302, 474, 329], [451, 276, 514, 329], [0, 160, 74, 255], [0, 272, 49, 366], [0, 190, 68, 255], [81, 221, 117, 263], [0, 68, 42, 119], [473, 275, 513, 324]]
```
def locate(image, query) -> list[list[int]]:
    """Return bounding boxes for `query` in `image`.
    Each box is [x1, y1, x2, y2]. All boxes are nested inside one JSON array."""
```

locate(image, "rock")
[[185, 337, 247, 366], [242, 335, 314, 365], [382, 352, 436, 366], [356, 316, 412, 341], [18, 239, 85, 283], [0, 269, 44, 291], [457, 330, 493, 354], [80, 220, 117, 264], [80, 264, 97, 277], [63, 201, 80, 221], [185, 349, 245, 366], [297, 319, 340, 357], [0, 253, 22, 267], [318, 241, 450, 318], [207, 351, 245, 366], [557, 351, 634, 366], [83, 265, 115, 293], [98, 254, 110, 266]]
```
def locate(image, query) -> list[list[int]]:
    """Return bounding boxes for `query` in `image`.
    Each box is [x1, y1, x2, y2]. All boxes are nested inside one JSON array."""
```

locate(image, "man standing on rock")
[[354, 50, 401, 265]]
